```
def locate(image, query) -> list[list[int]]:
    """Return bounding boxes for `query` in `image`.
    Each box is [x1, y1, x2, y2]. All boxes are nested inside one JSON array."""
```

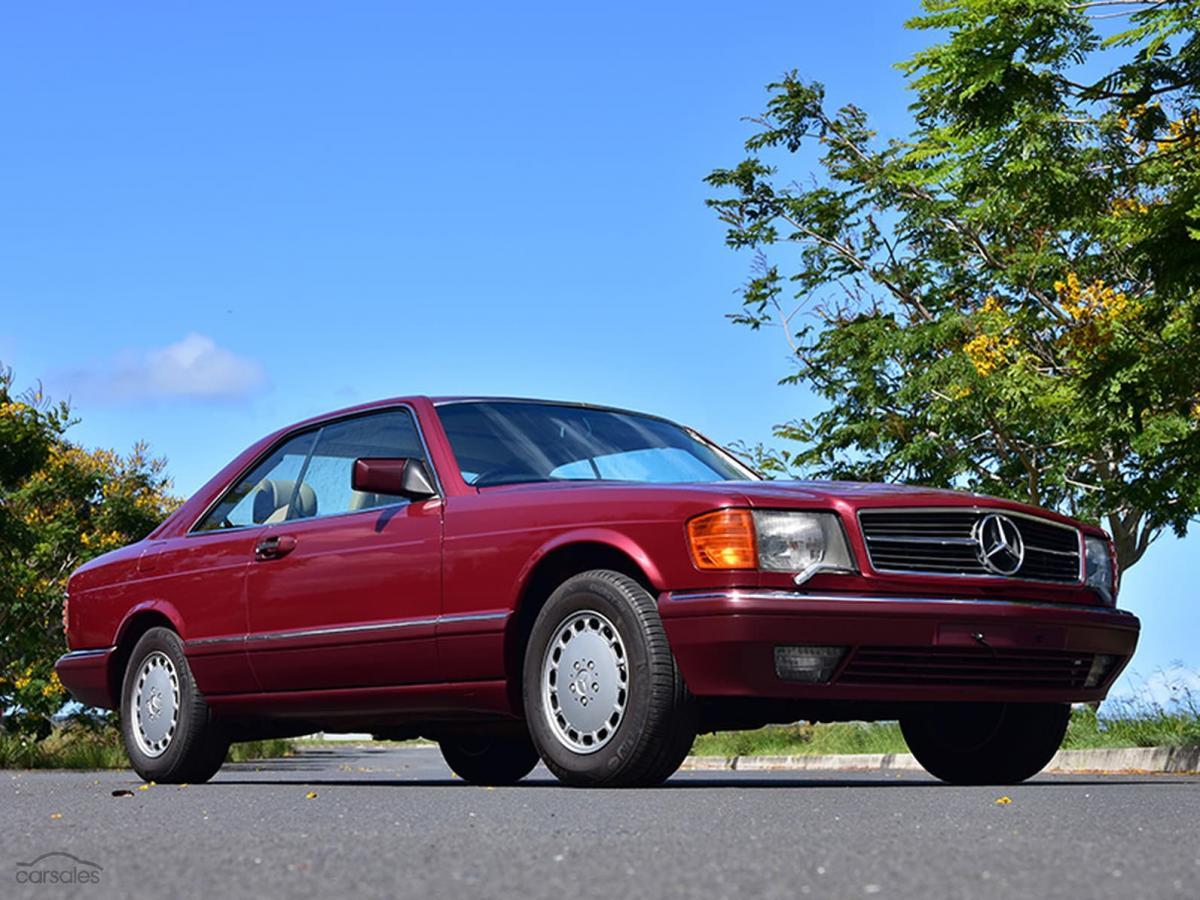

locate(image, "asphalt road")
[[3, 745, 1197, 900]]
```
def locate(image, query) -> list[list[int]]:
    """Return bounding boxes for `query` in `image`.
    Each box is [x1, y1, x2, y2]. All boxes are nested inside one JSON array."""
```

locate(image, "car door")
[[243, 407, 443, 692], [170, 429, 320, 693]]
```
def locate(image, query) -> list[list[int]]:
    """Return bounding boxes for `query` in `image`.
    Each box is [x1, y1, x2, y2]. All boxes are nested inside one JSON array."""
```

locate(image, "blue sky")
[[1, 1, 1194, 696]]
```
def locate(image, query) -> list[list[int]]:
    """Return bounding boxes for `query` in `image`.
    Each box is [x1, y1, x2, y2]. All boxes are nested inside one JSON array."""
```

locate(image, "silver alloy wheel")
[[131, 651, 180, 758], [540, 609, 628, 754]]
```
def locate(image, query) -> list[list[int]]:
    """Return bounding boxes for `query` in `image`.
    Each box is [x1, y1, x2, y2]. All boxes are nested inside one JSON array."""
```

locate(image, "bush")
[[0, 366, 179, 738]]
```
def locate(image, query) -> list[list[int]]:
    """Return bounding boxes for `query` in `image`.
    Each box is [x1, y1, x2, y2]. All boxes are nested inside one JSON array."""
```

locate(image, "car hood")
[[481, 479, 1084, 528]]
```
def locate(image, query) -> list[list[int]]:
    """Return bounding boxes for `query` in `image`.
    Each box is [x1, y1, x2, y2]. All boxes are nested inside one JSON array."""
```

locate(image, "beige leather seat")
[[252, 479, 318, 524], [348, 490, 398, 512]]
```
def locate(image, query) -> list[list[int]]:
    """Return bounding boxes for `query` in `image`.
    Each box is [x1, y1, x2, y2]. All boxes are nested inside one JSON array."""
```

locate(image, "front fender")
[[513, 526, 667, 604]]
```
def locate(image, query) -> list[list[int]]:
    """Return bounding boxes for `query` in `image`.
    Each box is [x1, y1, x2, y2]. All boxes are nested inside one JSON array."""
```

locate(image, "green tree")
[[706, 0, 1200, 568], [0, 366, 179, 737]]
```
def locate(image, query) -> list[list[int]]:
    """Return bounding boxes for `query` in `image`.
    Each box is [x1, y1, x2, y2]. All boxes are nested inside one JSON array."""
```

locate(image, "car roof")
[[293, 395, 679, 426], [430, 396, 672, 419]]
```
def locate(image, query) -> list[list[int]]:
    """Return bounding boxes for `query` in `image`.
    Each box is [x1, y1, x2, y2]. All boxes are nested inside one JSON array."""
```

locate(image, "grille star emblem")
[[972, 513, 1025, 576]]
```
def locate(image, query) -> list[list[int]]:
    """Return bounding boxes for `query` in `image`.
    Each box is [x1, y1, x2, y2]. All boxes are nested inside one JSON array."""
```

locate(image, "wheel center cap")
[[546, 621, 626, 740], [147, 688, 163, 719]]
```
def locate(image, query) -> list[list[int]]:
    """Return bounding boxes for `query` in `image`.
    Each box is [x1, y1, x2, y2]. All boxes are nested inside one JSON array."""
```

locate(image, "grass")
[[1063, 691, 1200, 750], [692, 681, 1200, 757], [0, 724, 295, 770], [8, 675, 1198, 765], [692, 721, 908, 757]]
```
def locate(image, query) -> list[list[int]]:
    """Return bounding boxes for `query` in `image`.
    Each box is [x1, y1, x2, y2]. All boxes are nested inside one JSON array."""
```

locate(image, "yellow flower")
[[1109, 196, 1149, 218], [962, 295, 1019, 377], [41, 671, 64, 698], [964, 333, 1017, 377], [1053, 273, 1141, 354], [945, 383, 973, 401], [1158, 109, 1199, 153], [13, 666, 35, 691]]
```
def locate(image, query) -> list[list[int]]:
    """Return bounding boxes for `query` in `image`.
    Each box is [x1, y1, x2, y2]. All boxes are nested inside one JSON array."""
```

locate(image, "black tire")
[[523, 569, 697, 787], [900, 702, 1070, 785], [439, 734, 540, 786], [120, 627, 230, 784]]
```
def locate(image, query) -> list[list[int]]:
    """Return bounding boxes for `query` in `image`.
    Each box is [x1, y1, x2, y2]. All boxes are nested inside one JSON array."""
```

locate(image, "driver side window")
[[297, 410, 426, 516], [193, 431, 317, 531], [194, 408, 430, 532]]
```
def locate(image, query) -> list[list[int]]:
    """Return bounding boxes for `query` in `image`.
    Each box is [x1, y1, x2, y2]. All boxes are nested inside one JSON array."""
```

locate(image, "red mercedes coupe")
[[57, 397, 1137, 787]]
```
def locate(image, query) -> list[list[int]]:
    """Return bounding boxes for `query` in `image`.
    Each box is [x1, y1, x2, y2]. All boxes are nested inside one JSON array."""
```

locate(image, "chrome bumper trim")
[[664, 589, 1134, 616], [57, 646, 117, 661]]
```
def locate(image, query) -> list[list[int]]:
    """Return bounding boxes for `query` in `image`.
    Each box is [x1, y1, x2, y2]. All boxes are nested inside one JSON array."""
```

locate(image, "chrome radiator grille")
[[857, 509, 1081, 583]]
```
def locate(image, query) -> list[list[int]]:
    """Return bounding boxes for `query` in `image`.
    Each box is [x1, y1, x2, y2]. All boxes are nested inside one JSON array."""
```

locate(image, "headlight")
[[753, 511, 855, 581], [1084, 535, 1117, 606], [687, 508, 855, 584]]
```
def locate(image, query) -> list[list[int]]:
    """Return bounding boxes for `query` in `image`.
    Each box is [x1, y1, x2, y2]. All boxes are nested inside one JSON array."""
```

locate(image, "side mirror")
[[351, 458, 438, 501]]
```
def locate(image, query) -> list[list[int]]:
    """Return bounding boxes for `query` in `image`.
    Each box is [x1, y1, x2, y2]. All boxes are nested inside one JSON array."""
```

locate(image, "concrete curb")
[[681, 745, 1200, 774]]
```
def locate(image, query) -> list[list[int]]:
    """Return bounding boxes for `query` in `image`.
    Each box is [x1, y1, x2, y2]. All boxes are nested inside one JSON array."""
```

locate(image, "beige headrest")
[[349, 490, 397, 511], [252, 479, 318, 523]]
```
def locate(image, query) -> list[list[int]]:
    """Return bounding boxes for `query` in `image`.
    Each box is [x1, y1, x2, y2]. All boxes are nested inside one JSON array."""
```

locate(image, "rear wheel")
[[523, 569, 697, 787], [120, 627, 230, 784], [438, 734, 540, 785], [900, 702, 1070, 785]]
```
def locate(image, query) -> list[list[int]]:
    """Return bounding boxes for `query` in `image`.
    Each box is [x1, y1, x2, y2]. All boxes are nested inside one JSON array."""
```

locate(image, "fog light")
[[1084, 653, 1120, 689], [774, 645, 847, 683]]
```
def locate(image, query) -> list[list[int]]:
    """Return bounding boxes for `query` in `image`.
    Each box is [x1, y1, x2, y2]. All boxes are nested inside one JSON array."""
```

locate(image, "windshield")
[[436, 401, 758, 487]]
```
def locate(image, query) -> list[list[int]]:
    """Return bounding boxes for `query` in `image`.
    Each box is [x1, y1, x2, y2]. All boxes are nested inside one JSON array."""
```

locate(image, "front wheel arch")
[[522, 568, 697, 787], [505, 539, 658, 715]]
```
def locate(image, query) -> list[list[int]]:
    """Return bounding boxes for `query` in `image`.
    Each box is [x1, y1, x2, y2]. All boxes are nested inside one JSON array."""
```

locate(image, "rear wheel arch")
[[505, 539, 659, 714], [109, 609, 181, 707], [118, 625, 229, 783]]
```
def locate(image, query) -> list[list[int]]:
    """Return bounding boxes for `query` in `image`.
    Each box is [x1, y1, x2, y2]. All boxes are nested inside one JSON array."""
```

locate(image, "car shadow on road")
[[208, 774, 1196, 789], [213, 752, 1197, 788]]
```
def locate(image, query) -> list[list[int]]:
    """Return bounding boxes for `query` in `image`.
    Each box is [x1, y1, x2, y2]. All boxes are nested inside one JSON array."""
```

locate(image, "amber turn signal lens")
[[687, 508, 757, 570]]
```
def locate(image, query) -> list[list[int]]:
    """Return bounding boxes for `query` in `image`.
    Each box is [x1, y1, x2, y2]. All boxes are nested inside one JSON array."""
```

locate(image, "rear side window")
[[194, 431, 317, 531], [299, 410, 427, 516]]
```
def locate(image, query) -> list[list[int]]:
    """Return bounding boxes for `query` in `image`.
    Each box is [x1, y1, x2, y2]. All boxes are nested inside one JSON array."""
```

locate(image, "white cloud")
[[64, 333, 266, 402]]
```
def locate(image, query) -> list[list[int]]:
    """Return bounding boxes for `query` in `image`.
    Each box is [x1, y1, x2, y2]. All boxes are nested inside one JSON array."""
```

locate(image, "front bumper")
[[55, 647, 117, 709], [659, 590, 1140, 704]]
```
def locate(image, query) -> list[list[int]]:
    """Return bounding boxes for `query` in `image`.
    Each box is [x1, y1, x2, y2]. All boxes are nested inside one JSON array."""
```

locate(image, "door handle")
[[254, 534, 297, 561]]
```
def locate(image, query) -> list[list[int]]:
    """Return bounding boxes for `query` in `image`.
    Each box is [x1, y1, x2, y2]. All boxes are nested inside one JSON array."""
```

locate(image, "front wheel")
[[439, 734, 540, 785], [900, 702, 1070, 785], [523, 569, 697, 787], [120, 627, 229, 784]]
